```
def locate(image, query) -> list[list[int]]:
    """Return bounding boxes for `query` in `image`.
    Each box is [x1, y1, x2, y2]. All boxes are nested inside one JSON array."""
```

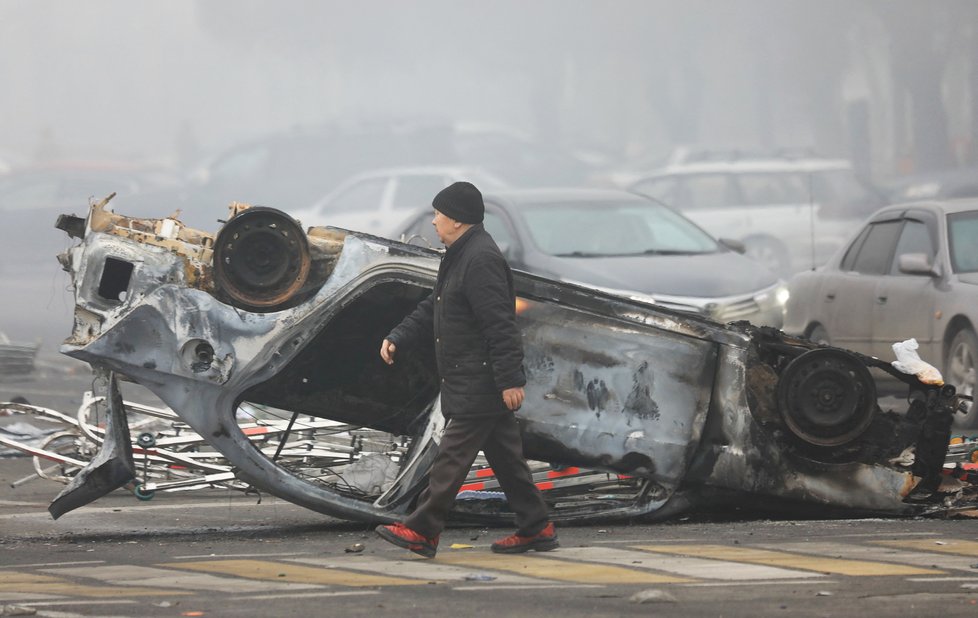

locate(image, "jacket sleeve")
[[387, 292, 434, 352], [464, 253, 526, 390]]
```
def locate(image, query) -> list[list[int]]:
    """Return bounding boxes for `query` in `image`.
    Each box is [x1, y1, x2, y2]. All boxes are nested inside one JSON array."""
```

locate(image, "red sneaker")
[[375, 523, 439, 558], [491, 522, 559, 554]]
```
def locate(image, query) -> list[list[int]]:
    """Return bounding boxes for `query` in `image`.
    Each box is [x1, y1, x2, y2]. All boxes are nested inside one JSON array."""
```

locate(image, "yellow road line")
[[160, 559, 420, 587], [633, 545, 939, 576], [434, 553, 690, 584], [875, 539, 978, 557], [1, 571, 188, 598]]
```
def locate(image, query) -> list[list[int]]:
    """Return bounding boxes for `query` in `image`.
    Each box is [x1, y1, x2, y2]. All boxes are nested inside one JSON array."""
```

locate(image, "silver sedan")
[[784, 199, 978, 426]]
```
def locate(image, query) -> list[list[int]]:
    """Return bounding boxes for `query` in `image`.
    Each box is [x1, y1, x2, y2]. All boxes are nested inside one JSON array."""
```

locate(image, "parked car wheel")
[[807, 323, 831, 346], [743, 235, 790, 276], [946, 327, 978, 428]]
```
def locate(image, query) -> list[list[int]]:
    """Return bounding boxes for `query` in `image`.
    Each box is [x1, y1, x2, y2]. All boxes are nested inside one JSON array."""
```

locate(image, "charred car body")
[[47, 196, 969, 523]]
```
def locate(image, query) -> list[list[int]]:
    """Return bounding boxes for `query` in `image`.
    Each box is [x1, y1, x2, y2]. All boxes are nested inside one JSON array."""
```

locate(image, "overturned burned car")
[[47, 196, 970, 523]]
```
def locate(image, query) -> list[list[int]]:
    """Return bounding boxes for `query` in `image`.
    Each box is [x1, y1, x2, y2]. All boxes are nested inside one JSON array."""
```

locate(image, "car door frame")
[[870, 210, 941, 361]]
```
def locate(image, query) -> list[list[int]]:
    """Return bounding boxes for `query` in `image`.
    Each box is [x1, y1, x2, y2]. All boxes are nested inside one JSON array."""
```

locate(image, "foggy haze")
[[1, 0, 976, 347]]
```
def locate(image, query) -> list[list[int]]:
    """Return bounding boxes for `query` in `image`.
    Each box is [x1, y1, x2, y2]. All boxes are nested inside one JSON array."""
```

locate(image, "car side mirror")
[[897, 252, 940, 277], [719, 238, 746, 254]]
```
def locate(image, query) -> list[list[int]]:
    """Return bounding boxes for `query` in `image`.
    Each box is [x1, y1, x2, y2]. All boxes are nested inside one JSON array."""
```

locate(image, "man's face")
[[432, 209, 457, 246]]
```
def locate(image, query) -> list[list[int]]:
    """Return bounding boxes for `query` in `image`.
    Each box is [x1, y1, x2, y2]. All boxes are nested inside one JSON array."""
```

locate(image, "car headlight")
[[754, 282, 789, 310]]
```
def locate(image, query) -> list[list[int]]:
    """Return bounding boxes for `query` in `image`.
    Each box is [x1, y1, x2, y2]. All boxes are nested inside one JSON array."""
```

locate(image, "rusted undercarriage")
[[46, 196, 971, 523]]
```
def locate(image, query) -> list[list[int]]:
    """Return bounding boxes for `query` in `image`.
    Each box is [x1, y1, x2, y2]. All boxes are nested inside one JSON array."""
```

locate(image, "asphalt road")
[[2, 453, 978, 618], [3, 355, 978, 617]]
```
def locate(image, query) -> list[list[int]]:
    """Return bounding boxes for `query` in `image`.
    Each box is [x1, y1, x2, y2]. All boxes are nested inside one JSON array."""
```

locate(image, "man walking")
[[375, 181, 557, 558]]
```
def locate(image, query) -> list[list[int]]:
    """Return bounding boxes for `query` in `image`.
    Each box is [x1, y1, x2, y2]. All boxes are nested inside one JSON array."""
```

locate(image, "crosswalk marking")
[[6, 534, 978, 607], [0, 561, 105, 569], [433, 552, 690, 584], [634, 544, 939, 576], [44, 565, 320, 593], [160, 559, 421, 587], [550, 546, 821, 580], [290, 556, 547, 584], [1, 571, 190, 598], [875, 539, 978, 557], [758, 542, 978, 574], [242, 591, 380, 600]]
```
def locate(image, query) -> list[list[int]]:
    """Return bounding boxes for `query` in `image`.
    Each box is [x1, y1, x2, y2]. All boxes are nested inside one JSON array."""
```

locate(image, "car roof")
[[347, 165, 498, 178], [484, 187, 650, 207], [869, 197, 978, 220], [638, 158, 854, 178]]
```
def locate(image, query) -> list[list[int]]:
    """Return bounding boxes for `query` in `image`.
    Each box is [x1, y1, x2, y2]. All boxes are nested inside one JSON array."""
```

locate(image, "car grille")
[[714, 297, 761, 322], [651, 293, 761, 322]]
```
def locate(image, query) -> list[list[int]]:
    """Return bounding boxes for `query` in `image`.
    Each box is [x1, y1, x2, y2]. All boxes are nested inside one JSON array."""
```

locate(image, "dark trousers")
[[404, 412, 549, 538]]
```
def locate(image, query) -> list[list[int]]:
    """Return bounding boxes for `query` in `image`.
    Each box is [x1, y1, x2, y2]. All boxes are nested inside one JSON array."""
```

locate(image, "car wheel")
[[743, 236, 790, 276], [945, 328, 978, 428], [807, 324, 831, 346]]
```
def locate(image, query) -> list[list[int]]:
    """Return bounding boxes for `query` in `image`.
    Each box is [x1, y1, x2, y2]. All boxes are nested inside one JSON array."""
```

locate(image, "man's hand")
[[502, 386, 524, 411], [380, 339, 397, 365]]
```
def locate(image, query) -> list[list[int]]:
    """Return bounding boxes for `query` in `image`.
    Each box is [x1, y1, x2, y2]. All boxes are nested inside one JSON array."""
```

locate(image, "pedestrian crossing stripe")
[[290, 556, 548, 584], [633, 544, 940, 576], [0, 571, 190, 598], [44, 565, 321, 593], [6, 538, 974, 603], [759, 541, 978, 574], [160, 559, 422, 587], [546, 546, 822, 580], [432, 553, 690, 584], [874, 539, 978, 557]]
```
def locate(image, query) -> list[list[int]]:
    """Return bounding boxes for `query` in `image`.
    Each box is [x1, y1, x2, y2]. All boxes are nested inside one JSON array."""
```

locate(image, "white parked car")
[[289, 166, 508, 238], [628, 154, 886, 276]]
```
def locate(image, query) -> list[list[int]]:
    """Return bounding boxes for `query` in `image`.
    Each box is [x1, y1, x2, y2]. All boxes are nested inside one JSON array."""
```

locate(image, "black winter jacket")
[[387, 224, 526, 417]]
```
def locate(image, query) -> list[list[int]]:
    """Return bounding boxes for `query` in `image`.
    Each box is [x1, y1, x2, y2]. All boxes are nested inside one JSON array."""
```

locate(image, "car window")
[[812, 169, 883, 217], [681, 174, 732, 210], [850, 220, 902, 275], [948, 210, 978, 273], [888, 220, 934, 275], [484, 209, 515, 249], [391, 175, 447, 211], [840, 226, 871, 271], [735, 173, 808, 206], [321, 178, 388, 214], [520, 200, 718, 256], [400, 212, 440, 248]]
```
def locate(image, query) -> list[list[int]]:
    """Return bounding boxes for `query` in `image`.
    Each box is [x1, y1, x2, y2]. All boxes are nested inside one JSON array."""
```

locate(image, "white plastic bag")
[[891, 338, 943, 385]]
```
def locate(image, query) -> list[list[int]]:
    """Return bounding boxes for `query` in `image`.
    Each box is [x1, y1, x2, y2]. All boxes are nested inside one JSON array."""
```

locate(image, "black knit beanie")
[[432, 181, 484, 224]]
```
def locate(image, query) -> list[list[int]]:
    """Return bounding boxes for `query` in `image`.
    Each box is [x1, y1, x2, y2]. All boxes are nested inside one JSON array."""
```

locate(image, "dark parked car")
[[396, 188, 788, 327], [783, 199, 978, 426]]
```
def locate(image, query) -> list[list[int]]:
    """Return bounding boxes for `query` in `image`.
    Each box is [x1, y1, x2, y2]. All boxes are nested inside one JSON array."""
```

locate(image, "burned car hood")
[[542, 251, 778, 298]]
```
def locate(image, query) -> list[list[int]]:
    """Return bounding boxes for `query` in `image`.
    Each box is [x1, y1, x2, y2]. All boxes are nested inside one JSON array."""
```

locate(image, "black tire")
[[945, 328, 978, 428]]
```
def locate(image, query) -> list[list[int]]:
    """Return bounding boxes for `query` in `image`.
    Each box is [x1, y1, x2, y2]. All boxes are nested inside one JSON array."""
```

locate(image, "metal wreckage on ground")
[[33, 195, 977, 523]]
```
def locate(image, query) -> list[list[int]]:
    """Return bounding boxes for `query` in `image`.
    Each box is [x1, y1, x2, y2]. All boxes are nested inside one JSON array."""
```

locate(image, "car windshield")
[[520, 200, 720, 257], [948, 210, 978, 273]]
